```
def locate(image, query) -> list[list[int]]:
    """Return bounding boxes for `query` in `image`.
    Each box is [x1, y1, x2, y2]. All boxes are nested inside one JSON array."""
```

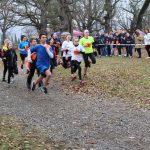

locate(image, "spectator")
[[144, 29, 150, 59], [126, 33, 134, 58], [134, 30, 144, 58]]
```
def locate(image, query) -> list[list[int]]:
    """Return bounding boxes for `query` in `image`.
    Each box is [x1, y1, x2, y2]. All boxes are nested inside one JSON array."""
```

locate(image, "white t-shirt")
[[70, 45, 85, 62], [61, 41, 73, 57], [144, 33, 150, 45]]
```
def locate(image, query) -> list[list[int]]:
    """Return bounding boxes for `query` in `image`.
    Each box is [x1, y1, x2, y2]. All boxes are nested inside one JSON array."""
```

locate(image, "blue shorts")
[[37, 65, 48, 77]]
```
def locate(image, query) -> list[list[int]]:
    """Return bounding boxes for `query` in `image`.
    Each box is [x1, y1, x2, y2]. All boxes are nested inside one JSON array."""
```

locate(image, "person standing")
[[144, 29, 150, 59], [134, 30, 144, 58], [79, 30, 96, 76], [5, 42, 18, 84], [2, 39, 10, 81], [126, 33, 134, 58]]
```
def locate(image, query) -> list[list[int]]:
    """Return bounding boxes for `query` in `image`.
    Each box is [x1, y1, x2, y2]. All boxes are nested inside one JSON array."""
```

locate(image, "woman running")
[[61, 34, 73, 69], [2, 39, 10, 81], [79, 30, 96, 76], [70, 38, 86, 85], [19, 35, 30, 69]]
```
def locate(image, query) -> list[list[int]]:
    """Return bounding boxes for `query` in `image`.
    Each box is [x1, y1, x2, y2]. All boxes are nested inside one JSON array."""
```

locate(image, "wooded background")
[[0, 0, 150, 44]]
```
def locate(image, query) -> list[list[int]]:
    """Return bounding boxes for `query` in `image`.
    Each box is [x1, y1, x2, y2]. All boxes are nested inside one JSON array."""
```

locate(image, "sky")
[[8, 26, 24, 39]]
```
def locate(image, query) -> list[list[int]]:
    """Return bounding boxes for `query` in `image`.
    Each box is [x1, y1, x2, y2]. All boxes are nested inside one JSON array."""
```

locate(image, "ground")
[[0, 56, 150, 150]]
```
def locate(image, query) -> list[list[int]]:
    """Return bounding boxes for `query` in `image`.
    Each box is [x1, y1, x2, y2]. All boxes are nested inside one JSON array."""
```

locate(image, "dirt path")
[[0, 70, 150, 150]]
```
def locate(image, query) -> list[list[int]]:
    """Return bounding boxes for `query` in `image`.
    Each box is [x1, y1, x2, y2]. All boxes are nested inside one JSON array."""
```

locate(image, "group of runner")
[[1, 30, 96, 94]]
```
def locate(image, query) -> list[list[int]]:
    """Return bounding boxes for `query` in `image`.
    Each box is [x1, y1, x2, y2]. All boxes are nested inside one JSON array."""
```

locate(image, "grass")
[[0, 116, 68, 150], [55, 55, 150, 108]]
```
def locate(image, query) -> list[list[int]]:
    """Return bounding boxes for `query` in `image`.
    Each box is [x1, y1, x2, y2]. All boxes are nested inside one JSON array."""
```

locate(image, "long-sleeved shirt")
[[30, 44, 53, 69], [144, 33, 150, 45]]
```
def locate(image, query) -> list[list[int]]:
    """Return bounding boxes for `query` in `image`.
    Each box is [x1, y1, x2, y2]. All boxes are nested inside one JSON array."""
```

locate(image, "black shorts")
[[20, 54, 27, 61], [83, 53, 96, 67]]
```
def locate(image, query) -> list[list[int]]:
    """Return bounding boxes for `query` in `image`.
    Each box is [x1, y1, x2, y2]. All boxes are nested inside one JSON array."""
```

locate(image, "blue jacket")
[[30, 44, 53, 69]]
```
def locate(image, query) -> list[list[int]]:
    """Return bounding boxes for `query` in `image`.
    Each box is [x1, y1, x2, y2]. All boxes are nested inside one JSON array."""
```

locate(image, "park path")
[[0, 70, 150, 150]]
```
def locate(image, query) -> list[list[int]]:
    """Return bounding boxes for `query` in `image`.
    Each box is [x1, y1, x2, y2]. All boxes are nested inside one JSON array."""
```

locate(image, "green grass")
[[0, 116, 68, 150], [55, 56, 150, 108]]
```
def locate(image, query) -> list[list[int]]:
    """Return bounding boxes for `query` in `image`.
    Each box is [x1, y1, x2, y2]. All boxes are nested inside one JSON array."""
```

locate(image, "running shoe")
[[57, 60, 61, 65], [67, 62, 71, 68], [2, 78, 6, 82], [26, 69, 30, 74], [31, 82, 36, 91], [26, 81, 31, 90], [21, 64, 23, 69], [71, 76, 76, 81], [80, 80, 87, 85], [42, 87, 48, 94], [146, 57, 150, 59]]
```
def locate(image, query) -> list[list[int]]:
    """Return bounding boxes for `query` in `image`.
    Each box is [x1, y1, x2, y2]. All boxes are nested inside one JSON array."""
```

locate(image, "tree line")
[[0, 0, 150, 44]]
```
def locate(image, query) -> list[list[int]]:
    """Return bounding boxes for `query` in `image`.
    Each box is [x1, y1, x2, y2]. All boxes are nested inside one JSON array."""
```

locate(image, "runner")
[[49, 38, 57, 73], [26, 38, 37, 89], [52, 33, 61, 56], [19, 35, 29, 69], [30, 34, 54, 94], [2, 39, 10, 81], [61, 34, 73, 69], [70, 38, 86, 85], [79, 30, 96, 76], [5, 42, 18, 84]]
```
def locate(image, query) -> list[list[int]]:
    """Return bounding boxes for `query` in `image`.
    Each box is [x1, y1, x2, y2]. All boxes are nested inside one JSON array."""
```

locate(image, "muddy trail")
[[0, 69, 150, 150]]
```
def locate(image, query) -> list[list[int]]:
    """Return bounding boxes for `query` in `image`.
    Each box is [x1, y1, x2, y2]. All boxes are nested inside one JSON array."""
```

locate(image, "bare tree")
[[12, 0, 57, 34], [118, 0, 150, 34], [23, 26, 38, 38], [0, 0, 17, 44], [73, 0, 104, 32], [136, 0, 150, 29], [57, 0, 74, 33]]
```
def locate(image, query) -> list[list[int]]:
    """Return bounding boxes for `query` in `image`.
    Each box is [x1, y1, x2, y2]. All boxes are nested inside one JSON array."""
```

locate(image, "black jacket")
[[5, 49, 17, 68]]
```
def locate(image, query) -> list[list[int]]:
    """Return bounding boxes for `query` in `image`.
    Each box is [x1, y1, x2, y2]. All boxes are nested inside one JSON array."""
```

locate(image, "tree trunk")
[[136, 0, 150, 29], [104, 18, 111, 33], [58, 0, 73, 33], [1, 29, 6, 45], [104, 0, 113, 32]]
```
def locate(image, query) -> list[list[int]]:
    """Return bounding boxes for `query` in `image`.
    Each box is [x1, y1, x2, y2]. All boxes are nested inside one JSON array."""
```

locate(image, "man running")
[[30, 34, 54, 94], [79, 30, 96, 76]]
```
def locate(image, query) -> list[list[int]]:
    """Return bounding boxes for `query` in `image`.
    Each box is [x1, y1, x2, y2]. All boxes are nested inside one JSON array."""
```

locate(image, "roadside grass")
[[55, 56, 150, 108], [0, 116, 68, 150]]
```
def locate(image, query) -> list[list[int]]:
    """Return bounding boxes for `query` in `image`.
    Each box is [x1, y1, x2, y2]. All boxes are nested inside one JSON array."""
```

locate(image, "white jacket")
[[144, 33, 150, 45]]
